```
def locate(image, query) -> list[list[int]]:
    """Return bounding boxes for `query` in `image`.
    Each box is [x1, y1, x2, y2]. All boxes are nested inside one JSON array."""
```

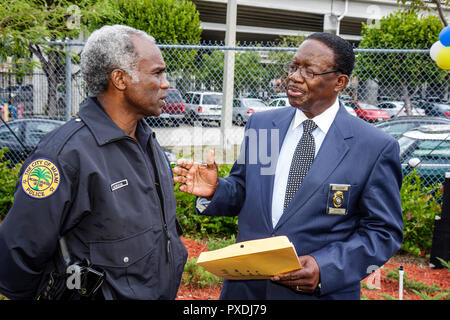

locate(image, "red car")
[[344, 101, 389, 122], [147, 88, 186, 127]]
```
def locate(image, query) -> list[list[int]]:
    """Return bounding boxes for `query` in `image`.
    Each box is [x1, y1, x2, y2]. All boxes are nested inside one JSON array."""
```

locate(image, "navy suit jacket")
[[202, 103, 403, 300]]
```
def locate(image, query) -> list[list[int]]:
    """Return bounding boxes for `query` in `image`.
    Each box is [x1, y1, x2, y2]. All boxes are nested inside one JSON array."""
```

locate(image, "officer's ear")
[[110, 69, 128, 91]]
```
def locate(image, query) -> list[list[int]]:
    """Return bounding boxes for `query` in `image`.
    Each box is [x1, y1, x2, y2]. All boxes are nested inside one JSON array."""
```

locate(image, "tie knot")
[[303, 119, 317, 134]]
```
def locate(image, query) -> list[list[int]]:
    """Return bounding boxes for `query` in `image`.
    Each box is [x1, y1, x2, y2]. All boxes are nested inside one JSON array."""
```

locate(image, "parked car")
[[146, 88, 185, 127], [375, 116, 450, 139], [376, 101, 425, 118], [232, 98, 272, 126], [268, 97, 291, 107], [399, 124, 450, 186], [339, 94, 352, 102], [343, 101, 389, 122], [413, 100, 450, 119], [377, 96, 390, 102], [183, 91, 223, 126], [0, 118, 65, 165]]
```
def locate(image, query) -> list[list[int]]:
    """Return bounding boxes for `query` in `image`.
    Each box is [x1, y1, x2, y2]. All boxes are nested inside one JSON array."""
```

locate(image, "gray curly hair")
[[81, 25, 155, 96]]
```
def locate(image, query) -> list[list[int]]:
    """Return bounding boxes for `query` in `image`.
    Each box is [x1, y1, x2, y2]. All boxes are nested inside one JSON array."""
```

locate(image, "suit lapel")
[[274, 104, 354, 230], [257, 107, 296, 229]]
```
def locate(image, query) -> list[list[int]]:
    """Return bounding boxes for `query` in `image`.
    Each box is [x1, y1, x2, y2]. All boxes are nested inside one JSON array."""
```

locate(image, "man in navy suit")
[[173, 32, 403, 300]]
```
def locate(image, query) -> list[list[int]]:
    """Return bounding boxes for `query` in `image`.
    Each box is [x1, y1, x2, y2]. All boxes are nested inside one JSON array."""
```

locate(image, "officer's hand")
[[271, 255, 320, 294], [173, 150, 219, 198]]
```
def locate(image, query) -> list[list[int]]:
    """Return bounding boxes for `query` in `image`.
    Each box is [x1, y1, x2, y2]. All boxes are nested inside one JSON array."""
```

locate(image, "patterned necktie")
[[284, 119, 318, 209]]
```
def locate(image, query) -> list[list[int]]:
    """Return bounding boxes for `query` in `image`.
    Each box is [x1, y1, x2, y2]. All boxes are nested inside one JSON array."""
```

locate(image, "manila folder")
[[197, 236, 302, 280]]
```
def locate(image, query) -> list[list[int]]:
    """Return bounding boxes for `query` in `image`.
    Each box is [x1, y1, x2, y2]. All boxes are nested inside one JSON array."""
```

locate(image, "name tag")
[[111, 179, 128, 192], [327, 184, 351, 215]]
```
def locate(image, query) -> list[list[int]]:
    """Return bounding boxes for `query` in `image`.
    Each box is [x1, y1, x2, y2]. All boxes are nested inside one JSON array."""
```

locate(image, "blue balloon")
[[440, 26, 450, 47]]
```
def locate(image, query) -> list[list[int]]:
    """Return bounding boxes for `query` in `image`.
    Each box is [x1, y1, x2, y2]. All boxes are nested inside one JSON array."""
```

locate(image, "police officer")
[[0, 25, 188, 300]]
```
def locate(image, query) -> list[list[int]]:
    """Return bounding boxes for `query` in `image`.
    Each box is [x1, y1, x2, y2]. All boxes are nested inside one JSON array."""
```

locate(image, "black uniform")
[[0, 98, 187, 299]]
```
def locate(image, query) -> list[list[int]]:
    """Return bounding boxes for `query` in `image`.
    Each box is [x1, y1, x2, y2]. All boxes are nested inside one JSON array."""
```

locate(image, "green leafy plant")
[[357, 11, 446, 110], [436, 257, 450, 271], [182, 258, 222, 288], [206, 235, 236, 251], [377, 293, 400, 300], [411, 289, 450, 300], [400, 170, 443, 256], [385, 266, 446, 299], [174, 164, 238, 238], [0, 147, 21, 222]]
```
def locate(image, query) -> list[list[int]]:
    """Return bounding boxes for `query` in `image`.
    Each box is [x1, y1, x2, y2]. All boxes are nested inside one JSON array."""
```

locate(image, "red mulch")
[[176, 237, 450, 300]]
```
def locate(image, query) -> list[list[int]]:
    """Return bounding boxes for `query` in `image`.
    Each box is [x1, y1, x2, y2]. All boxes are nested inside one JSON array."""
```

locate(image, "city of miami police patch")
[[21, 158, 60, 199]]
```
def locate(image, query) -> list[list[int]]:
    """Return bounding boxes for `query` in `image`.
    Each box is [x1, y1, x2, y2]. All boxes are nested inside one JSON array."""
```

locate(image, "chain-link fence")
[[1, 41, 449, 185]]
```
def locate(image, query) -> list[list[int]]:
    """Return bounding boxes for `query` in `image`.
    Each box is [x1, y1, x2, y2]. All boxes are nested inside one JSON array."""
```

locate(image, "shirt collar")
[[291, 98, 339, 135], [78, 97, 153, 146]]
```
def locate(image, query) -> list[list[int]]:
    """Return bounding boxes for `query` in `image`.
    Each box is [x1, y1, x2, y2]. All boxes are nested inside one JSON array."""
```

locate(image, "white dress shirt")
[[271, 99, 340, 228]]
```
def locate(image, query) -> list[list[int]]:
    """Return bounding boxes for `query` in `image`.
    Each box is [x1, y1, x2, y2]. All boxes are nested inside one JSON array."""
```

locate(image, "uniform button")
[[75, 118, 81, 122], [123, 257, 129, 263]]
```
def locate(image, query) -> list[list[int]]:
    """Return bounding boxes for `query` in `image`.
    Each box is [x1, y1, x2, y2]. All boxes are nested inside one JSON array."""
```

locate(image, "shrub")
[[0, 148, 21, 222], [182, 257, 222, 288], [175, 164, 238, 238], [400, 170, 443, 256], [206, 235, 236, 251]]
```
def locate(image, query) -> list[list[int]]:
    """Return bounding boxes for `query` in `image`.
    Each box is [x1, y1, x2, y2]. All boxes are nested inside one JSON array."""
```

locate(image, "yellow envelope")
[[197, 236, 302, 280]]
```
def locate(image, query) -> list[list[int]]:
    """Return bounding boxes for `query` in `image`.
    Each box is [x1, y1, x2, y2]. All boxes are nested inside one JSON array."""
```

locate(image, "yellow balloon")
[[436, 47, 450, 70]]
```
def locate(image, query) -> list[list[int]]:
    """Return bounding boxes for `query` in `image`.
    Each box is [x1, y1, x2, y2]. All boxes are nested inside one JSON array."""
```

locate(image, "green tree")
[[89, 0, 202, 44], [397, 0, 449, 26], [195, 49, 269, 97], [0, 0, 117, 117], [88, 0, 202, 89], [356, 11, 446, 111]]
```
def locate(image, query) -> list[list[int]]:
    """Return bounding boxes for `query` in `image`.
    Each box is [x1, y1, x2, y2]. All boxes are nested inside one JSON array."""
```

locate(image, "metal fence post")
[[221, 0, 237, 153], [65, 41, 72, 121]]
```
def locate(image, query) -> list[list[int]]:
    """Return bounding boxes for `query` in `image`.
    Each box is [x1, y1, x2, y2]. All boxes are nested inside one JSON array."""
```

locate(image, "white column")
[[221, 0, 237, 154]]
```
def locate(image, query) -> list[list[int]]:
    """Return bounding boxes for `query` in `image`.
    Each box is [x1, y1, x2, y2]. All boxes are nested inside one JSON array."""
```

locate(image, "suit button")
[[123, 257, 129, 263]]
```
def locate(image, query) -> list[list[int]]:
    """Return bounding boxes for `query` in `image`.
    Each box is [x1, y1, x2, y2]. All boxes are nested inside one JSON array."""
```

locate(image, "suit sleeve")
[[0, 155, 78, 299], [199, 115, 256, 217], [310, 139, 403, 296]]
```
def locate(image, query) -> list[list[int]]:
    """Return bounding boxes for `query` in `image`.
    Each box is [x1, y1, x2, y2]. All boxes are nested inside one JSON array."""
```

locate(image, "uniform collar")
[[78, 97, 153, 146]]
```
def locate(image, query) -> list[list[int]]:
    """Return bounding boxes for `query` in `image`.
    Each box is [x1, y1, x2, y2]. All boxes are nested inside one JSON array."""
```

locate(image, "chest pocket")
[[89, 228, 160, 298]]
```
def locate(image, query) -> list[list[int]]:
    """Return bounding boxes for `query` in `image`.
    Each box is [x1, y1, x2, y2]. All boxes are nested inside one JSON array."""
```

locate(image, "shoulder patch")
[[21, 158, 61, 199]]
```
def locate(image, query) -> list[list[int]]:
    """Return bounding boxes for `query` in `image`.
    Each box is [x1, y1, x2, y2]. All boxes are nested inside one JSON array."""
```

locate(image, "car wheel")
[[187, 111, 199, 126], [171, 119, 180, 127]]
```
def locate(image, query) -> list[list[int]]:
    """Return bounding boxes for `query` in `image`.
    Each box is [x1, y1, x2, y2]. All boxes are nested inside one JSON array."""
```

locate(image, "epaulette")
[[36, 116, 86, 157]]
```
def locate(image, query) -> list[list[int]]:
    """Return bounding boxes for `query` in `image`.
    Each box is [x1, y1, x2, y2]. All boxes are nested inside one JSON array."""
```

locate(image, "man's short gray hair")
[[81, 25, 155, 96]]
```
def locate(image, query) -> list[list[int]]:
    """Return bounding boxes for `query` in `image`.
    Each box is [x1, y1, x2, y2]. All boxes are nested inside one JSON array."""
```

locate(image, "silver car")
[[232, 98, 272, 126], [183, 91, 223, 126], [376, 101, 425, 118], [268, 97, 291, 107]]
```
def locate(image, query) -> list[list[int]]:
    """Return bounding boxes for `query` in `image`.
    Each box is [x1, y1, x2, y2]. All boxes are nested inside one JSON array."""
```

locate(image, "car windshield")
[[165, 90, 183, 103], [379, 123, 416, 137], [203, 94, 223, 105], [436, 104, 450, 112], [25, 122, 62, 143], [399, 136, 450, 161], [398, 136, 417, 156], [243, 99, 267, 107], [358, 103, 377, 110]]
